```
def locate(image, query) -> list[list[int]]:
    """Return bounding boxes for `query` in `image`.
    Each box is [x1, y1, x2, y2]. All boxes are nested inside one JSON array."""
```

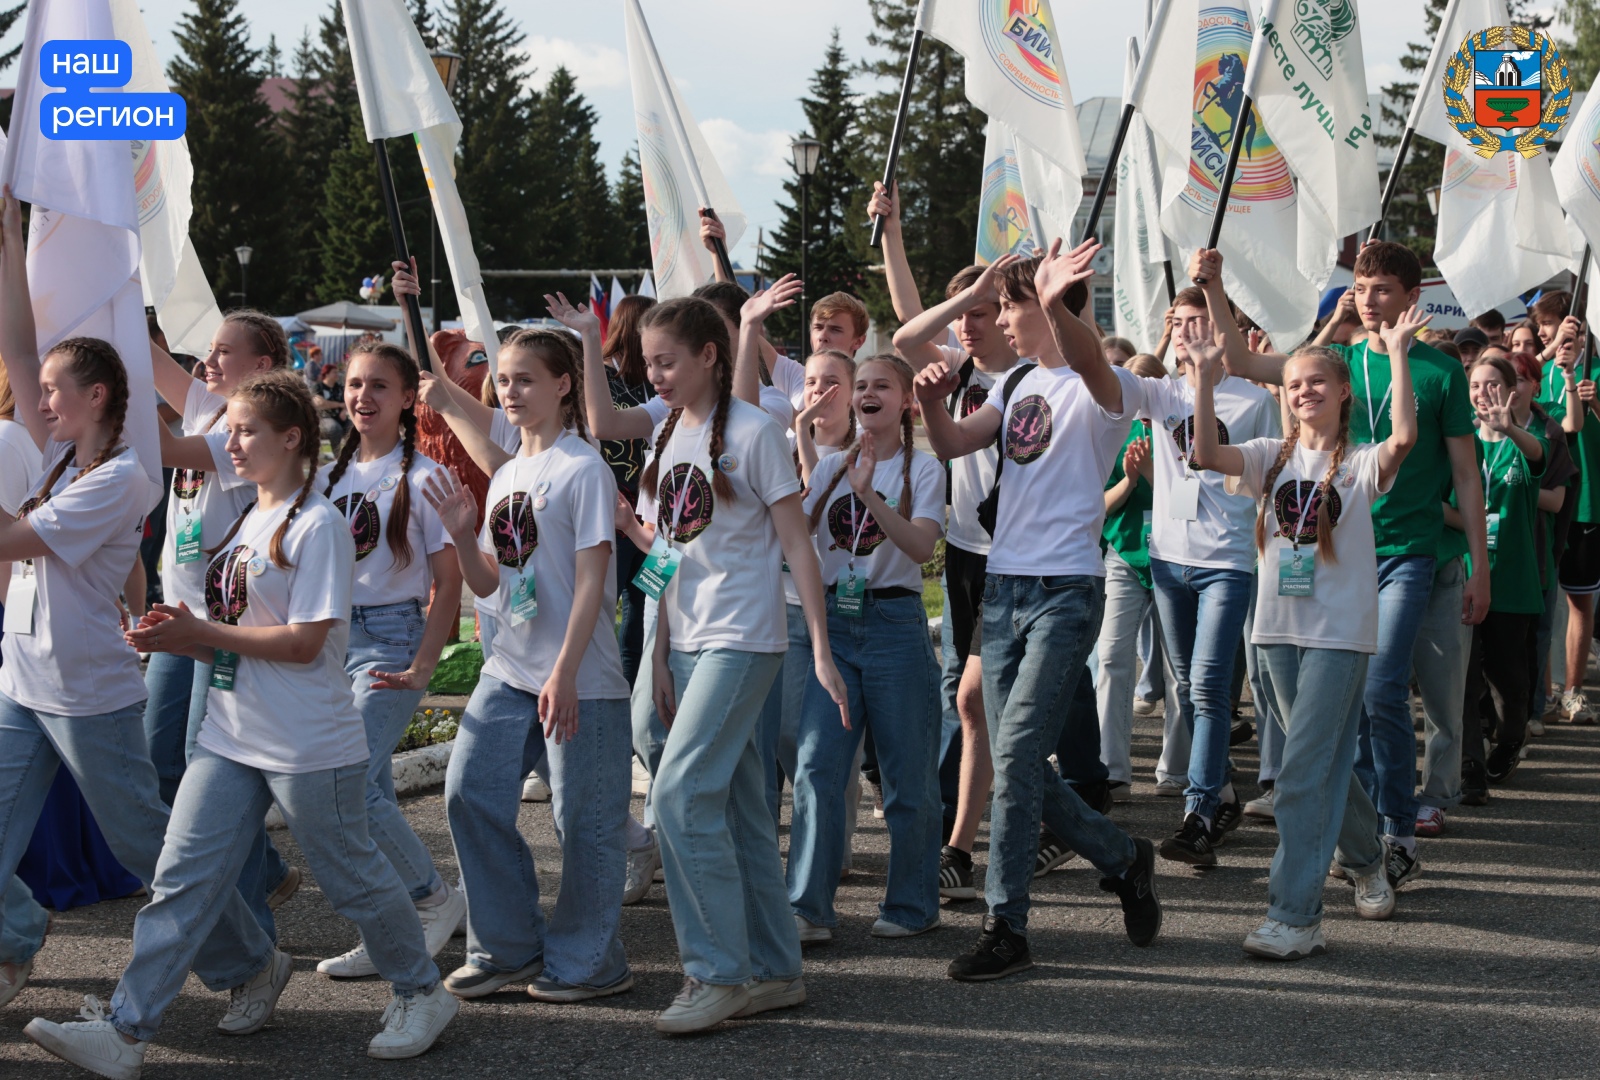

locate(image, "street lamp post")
[[790, 136, 821, 350], [428, 48, 464, 334], [235, 245, 253, 308]]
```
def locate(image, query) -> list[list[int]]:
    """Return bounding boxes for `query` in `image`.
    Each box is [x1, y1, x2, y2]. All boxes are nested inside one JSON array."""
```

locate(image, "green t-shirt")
[[1102, 422, 1154, 590], [1335, 340, 1475, 557], [1535, 358, 1600, 524], [1457, 426, 1547, 614]]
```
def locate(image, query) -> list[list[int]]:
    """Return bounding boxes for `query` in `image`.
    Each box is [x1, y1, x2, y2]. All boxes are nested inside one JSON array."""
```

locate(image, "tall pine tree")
[[613, 146, 652, 273], [526, 67, 621, 300], [761, 30, 870, 342], [1560, 0, 1600, 86]]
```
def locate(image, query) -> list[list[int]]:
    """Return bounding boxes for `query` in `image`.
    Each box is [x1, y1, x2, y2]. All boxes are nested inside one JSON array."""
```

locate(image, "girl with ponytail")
[[790, 354, 946, 945], [44, 370, 459, 1071], [1186, 310, 1423, 962], [312, 341, 467, 980], [631, 296, 847, 1034]]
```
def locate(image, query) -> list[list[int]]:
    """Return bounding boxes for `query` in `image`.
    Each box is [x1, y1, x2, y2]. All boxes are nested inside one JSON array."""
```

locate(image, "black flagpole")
[[1192, 93, 1254, 285], [1080, 102, 1135, 243], [870, 28, 924, 249], [373, 140, 433, 373]]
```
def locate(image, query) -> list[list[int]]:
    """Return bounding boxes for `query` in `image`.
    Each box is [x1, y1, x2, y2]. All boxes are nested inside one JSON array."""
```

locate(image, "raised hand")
[[391, 257, 421, 300], [698, 209, 726, 252], [1556, 334, 1581, 372], [846, 430, 878, 497], [1180, 319, 1223, 378], [1556, 315, 1586, 351], [741, 274, 803, 326], [421, 470, 479, 540], [1033, 237, 1101, 312], [1188, 247, 1223, 288], [970, 252, 1020, 301], [1379, 304, 1432, 357], [1579, 379, 1597, 404], [544, 291, 602, 338], [867, 181, 899, 227], [415, 370, 451, 413], [1478, 381, 1516, 433], [797, 384, 841, 429], [914, 359, 960, 404]]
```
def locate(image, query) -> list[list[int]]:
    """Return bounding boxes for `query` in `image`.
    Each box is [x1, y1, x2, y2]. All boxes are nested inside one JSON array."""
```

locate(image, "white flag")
[[918, 0, 1085, 231], [1114, 38, 1172, 354], [610, 275, 627, 313], [342, 0, 499, 372], [1554, 69, 1600, 264], [639, 271, 657, 299], [1135, 0, 1318, 349], [974, 120, 1045, 264], [1246, 0, 1379, 287], [623, 0, 745, 300], [0, 0, 160, 498]]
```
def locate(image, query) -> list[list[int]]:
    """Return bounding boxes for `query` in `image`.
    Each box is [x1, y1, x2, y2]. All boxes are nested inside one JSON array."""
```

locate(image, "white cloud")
[[700, 118, 795, 181], [524, 35, 628, 90]]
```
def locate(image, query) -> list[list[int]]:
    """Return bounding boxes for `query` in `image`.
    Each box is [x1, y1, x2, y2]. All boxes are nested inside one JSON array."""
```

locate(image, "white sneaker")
[[217, 949, 292, 1035], [632, 756, 652, 796], [25, 998, 147, 1080], [1132, 697, 1160, 717], [1243, 788, 1276, 820], [654, 977, 749, 1034], [1527, 716, 1546, 737], [318, 941, 378, 978], [731, 976, 806, 1017], [1242, 919, 1326, 960], [1153, 778, 1184, 798], [416, 883, 467, 957], [367, 984, 459, 1060], [623, 839, 661, 906], [1352, 865, 1396, 921], [0, 956, 33, 1009], [870, 916, 939, 938], [521, 774, 551, 802], [794, 914, 832, 946], [1560, 689, 1595, 724]]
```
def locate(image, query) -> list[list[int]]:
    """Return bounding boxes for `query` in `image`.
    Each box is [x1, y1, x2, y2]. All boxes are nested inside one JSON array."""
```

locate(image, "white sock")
[[1197, 813, 1215, 833], [1388, 834, 1417, 856], [624, 814, 653, 851], [1220, 781, 1237, 804]]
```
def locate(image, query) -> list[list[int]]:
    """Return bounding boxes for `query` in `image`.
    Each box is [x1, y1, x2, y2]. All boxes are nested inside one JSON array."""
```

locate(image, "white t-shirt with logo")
[[804, 447, 944, 593], [638, 385, 795, 438], [162, 380, 257, 611], [320, 445, 452, 609], [1139, 374, 1281, 571], [478, 433, 629, 699], [783, 442, 841, 606], [936, 344, 1026, 557], [636, 397, 800, 652], [1228, 440, 1390, 653], [981, 364, 1144, 578], [196, 494, 366, 774], [0, 443, 157, 716]]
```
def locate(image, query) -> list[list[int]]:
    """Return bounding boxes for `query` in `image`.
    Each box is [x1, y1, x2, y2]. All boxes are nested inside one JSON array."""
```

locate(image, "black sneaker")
[[1485, 741, 1522, 784], [1229, 718, 1255, 746], [947, 916, 1033, 982], [1158, 813, 1218, 866], [1099, 837, 1161, 946], [1033, 830, 1076, 878], [1211, 797, 1244, 841], [938, 846, 977, 901], [1383, 838, 1421, 890], [1460, 760, 1491, 806]]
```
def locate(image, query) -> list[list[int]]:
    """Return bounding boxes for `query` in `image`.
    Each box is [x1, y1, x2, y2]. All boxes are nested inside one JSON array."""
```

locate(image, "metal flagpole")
[[373, 140, 433, 373], [869, 9, 925, 249]]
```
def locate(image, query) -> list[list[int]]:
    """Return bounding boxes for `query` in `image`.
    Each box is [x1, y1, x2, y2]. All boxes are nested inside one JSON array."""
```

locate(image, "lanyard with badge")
[[836, 491, 871, 617], [506, 439, 563, 625], [339, 455, 400, 544], [5, 455, 67, 635], [176, 413, 229, 564], [1362, 346, 1394, 440], [632, 424, 709, 600], [1278, 467, 1319, 597], [1481, 436, 1513, 551], [210, 510, 272, 691]]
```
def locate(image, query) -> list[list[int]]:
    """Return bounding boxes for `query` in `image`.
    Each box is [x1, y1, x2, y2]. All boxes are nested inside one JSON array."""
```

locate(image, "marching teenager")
[[789, 354, 945, 942], [793, 349, 857, 483], [30, 370, 457, 1075], [146, 310, 298, 931], [915, 239, 1162, 982], [1456, 356, 1547, 791], [890, 227, 1024, 900], [599, 295, 659, 685], [1187, 316, 1420, 960], [424, 328, 635, 1004], [312, 342, 467, 979], [1215, 240, 1489, 887], [1147, 265, 1280, 866], [631, 297, 847, 1032]]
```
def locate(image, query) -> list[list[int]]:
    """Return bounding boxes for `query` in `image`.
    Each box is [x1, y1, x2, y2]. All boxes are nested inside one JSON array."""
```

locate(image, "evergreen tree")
[[761, 30, 870, 342], [262, 33, 282, 78], [856, 0, 985, 328], [0, 2, 23, 74], [168, 0, 291, 311], [1560, 0, 1600, 87], [613, 146, 652, 272], [319, 112, 390, 303], [410, 0, 440, 49], [527, 67, 619, 298], [279, 31, 338, 305]]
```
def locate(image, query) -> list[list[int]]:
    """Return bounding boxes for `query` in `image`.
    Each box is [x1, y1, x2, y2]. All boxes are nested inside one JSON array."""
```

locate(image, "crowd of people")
[[0, 169, 1592, 1076]]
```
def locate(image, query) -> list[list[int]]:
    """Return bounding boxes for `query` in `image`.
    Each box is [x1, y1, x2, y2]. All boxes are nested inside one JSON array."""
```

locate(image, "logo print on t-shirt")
[[1173, 416, 1230, 459], [826, 491, 888, 556], [1005, 394, 1053, 465], [488, 491, 538, 570], [656, 463, 714, 543], [600, 434, 648, 490], [332, 492, 382, 562], [1272, 480, 1343, 544], [205, 544, 252, 624], [172, 468, 205, 501], [959, 383, 989, 418]]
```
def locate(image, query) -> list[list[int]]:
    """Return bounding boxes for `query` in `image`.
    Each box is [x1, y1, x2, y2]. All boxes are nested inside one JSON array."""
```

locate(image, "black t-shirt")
[[602, 367, 654, 499]]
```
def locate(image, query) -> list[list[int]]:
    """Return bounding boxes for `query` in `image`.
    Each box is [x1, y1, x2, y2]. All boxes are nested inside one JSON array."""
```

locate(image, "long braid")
[[1314, 394, 1354, 565], [272, 454, 319, 570], [637, 297, 738, 504], [385, 409, 417, 570], [205, 502, 255, 558], [807, 434, 862, 531], [1254, 424, 1301, 557], [26, 338, 131, 506], [638, 408, 682, 504], [207, 370, 321, 569], [897, 406, 914, 522], [707, 351, 736, 502], [321, 426, 362, 495]]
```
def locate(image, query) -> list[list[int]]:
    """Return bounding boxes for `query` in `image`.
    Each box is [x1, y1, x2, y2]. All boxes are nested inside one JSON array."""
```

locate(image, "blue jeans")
[[1257, 646, 1384, 926], [347, 600, 443, 902], [0, 695, 267, 1029], [141, 650, 286, 937], [446, 676, 631, 987], [937, 572, 962, 824], [616, 531, 649, 686], [1149, 559, 1254, 820], [1357, 555, 1436, 838], [1244, 584, 1285, 785], [789, 594, 940, 931], [769, 601, 813, 820], [1530, 576, 1562, 719], [980, 575, 1136, 934], [1095, 552, 1186, 785], [1414, 557, 1468, 810], [0, 873, 48, 964], [109, 747, 438, 1041], [653, 647, 796, 985]]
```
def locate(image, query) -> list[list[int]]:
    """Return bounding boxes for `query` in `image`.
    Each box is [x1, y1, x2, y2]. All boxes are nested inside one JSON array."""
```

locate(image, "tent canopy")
[[295, 301, 396, 331]]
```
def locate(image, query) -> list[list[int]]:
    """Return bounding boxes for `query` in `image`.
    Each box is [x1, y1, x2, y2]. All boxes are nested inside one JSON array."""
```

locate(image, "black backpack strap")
[[975, 363, 1038, 536], [946, 356, 977, 419]]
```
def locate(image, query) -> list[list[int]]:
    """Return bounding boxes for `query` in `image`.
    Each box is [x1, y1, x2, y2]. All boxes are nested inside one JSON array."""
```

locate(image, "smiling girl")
[[312, 342, 467, 979], [789, 354, 945, 944]]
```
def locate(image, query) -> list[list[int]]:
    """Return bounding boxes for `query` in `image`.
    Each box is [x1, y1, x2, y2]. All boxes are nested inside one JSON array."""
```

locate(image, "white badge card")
[[509, 572, 538, 626], [1486, 512, 1501, 551], [3, 564, 35, 635], [1168, 476, 1201, 521], [633, 536, 683, 601]]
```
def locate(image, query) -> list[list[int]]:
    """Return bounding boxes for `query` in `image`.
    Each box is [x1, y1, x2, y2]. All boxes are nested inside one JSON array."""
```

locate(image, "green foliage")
[[613, 146, 652, 272], [1559, 0, 1600, 87], [398, 706, 460, 751]]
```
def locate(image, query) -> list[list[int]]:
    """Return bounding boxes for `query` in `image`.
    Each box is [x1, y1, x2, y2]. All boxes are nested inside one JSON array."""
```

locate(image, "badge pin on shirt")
[[378, 475, 397, 492], [718, 453, 738, 473], [247, 557, 266, 577]]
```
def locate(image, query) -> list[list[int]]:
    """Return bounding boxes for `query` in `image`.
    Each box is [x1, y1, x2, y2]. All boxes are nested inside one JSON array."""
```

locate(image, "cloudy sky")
[[55, 3, 1568, 269]]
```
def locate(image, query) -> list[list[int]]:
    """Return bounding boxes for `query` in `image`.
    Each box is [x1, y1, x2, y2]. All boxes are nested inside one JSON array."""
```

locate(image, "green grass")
[[922, 576, 943, 620]]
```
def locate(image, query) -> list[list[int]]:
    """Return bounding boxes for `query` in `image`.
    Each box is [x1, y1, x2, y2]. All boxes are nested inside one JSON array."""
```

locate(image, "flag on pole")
[[1410, 0, 1567, 316], [1245, 0, 1379, 288], [610, 275, 628, 316], [639, 271, 657, 299], [974, 120, 1046, 264], [623, 0, 745, 300], [1135, 0, 1318, 349], [1114, 38, 1173, 354], [918, 0, 1085, 237], [590, 273, 611, 339], [0, 0, 160, 499], [1554, 68, 1600, 264], [341, 0, 499, 373]]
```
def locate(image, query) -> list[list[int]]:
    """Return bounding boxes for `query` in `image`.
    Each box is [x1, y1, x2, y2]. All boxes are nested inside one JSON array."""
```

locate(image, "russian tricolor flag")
[[590, 272, 610, 339]]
